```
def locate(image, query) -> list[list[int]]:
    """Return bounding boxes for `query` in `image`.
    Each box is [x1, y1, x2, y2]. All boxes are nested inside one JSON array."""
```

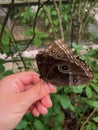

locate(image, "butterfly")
[[36, 39, 93, 86]]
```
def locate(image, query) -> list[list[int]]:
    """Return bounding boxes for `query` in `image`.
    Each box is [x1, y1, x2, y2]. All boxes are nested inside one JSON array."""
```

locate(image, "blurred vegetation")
[[0, 0, 98, 130]]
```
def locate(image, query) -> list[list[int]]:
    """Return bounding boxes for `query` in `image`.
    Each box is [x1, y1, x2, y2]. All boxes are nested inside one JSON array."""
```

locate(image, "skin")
[[0, 71, 56, 130]]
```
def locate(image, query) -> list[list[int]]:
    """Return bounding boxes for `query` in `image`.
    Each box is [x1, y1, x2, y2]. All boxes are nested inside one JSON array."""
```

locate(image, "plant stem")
[[43, 5, 57, 39], [70, 0, 76, 44], [24, 0, 50, 51], [80, 108, 97, 130], [0, 0, 14, 44], [53, 0, 64, 40]]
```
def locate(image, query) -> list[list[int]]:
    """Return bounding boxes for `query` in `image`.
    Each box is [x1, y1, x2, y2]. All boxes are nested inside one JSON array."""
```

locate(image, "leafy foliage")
[[14, 43, 98, 130], [0, 59, 13, 79], [0, 1, 98, 130]]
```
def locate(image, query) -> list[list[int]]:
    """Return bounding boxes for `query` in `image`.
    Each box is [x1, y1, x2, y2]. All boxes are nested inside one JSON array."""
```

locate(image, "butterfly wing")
[[46, 39, 93, 79], [36, 51, 70, 86], [36, 51, 49, 80], [36, 39, 93, 86]]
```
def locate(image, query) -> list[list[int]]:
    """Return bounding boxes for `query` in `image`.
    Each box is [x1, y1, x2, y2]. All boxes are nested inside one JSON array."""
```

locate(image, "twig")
[[69, 0, 76, 44], [80, 108, 97, 130], [0, 0, 14, 44], [43, 5, 57, 39], [9, 39, 28, 70], [23, 0, 50, 51], [53, 0, 64, 40], [82, 0, 97, 31], [77, 0, 87, 44], [10, 19, 16, 34], [77, 0, 97, 44]]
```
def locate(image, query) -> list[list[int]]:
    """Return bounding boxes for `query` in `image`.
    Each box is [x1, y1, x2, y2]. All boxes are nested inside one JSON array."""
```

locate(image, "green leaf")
[[94, 74, 98, 80], [49, 28, 53, 33], [92, 84, 98, 93], [93, 65, 98, 71], [15, 120, 29, 129], [2, 31, 10, 45], [0, 59, 5, 64], [86, 122, 97, 130], [55, 113, 64, 123], [72, 43, 83, 54], [0, 64, 5, 73], [1, 30, 12, 53], [93, 116, 98, 123], [34, 38, 41, 46], [53, 104, 62, 114], [0, 74, 3, 79], [59, 95, 71, 109], [86, 100, 98, 108], [33, 120, 45, 130], [52, 127, 62, 130], [86, 86, 93, 98], [52, 10, 57, 15], [64, 87, 72, 93], [1, 30, 11, 53], [53, 116, 62, 128], [23, 30, 33, 37], [25, 113, 34, 121], [53, 20, 58, 26], [37, 31, 47, 37], [71, 85, 84, 93], [45, 19, 49, 26], [64, 15, 68, 22], [3, 70, 13, 76], [24, 125, 32, 130]]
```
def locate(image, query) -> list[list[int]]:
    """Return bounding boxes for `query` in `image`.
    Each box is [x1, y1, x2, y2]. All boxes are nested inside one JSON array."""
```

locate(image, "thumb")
[[19, 81, 56, 108]]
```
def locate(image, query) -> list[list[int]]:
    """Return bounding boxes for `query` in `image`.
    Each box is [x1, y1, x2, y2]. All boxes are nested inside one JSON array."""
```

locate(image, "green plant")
[[0, 59, 13, 79], [89, 29, 98, 44], [38, 1, 97, 44], [16, 7, 34, 25], [23, 28, 47, 47]]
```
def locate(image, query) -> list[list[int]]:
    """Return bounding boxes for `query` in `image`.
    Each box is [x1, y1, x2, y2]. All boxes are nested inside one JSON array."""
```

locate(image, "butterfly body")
[[36, 39, 93, 86]]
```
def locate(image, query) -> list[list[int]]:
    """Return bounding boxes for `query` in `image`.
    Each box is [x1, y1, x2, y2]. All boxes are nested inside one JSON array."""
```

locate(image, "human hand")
[[0, 71, 56, 130]]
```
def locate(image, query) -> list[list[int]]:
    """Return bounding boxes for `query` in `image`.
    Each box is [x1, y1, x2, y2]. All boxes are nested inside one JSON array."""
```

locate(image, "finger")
[[32, 107, 40, 117], [0, 71, 40, 93], [29, 96, 52, 114], [20, 81, 56, 109], [36, 101, 48, 115], [3, 71, 40, 85], [16, 74, 40, 92], [41, 95, 52, 108], [18, 71, 40, 85]]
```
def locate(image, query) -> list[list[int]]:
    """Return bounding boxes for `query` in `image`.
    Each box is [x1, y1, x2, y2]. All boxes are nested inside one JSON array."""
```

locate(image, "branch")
[[0, 0, 14, 44], [23, 0, 50, 51], [80, 108, 97, 130], [53, 0, 64, 40], [43, 5, 57, 39], [69, 0, 76, 43], [82, 0, 97, 30]]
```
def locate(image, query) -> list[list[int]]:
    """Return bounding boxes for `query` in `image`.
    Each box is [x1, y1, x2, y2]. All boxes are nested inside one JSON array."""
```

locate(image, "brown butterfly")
[[36, 39, 93, 86]]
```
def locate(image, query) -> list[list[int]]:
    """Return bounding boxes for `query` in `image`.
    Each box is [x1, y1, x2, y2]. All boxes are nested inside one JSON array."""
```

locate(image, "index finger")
[[18, 71, 41, 85]]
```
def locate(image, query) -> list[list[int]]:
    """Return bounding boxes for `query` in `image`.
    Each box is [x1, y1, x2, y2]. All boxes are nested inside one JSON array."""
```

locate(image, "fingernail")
[[36, 113, 40, 117], [47, 98, 52, 107], [42, 108, 48, 115], [41, 81, 57, 93], [47, 83, 57, 93]]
